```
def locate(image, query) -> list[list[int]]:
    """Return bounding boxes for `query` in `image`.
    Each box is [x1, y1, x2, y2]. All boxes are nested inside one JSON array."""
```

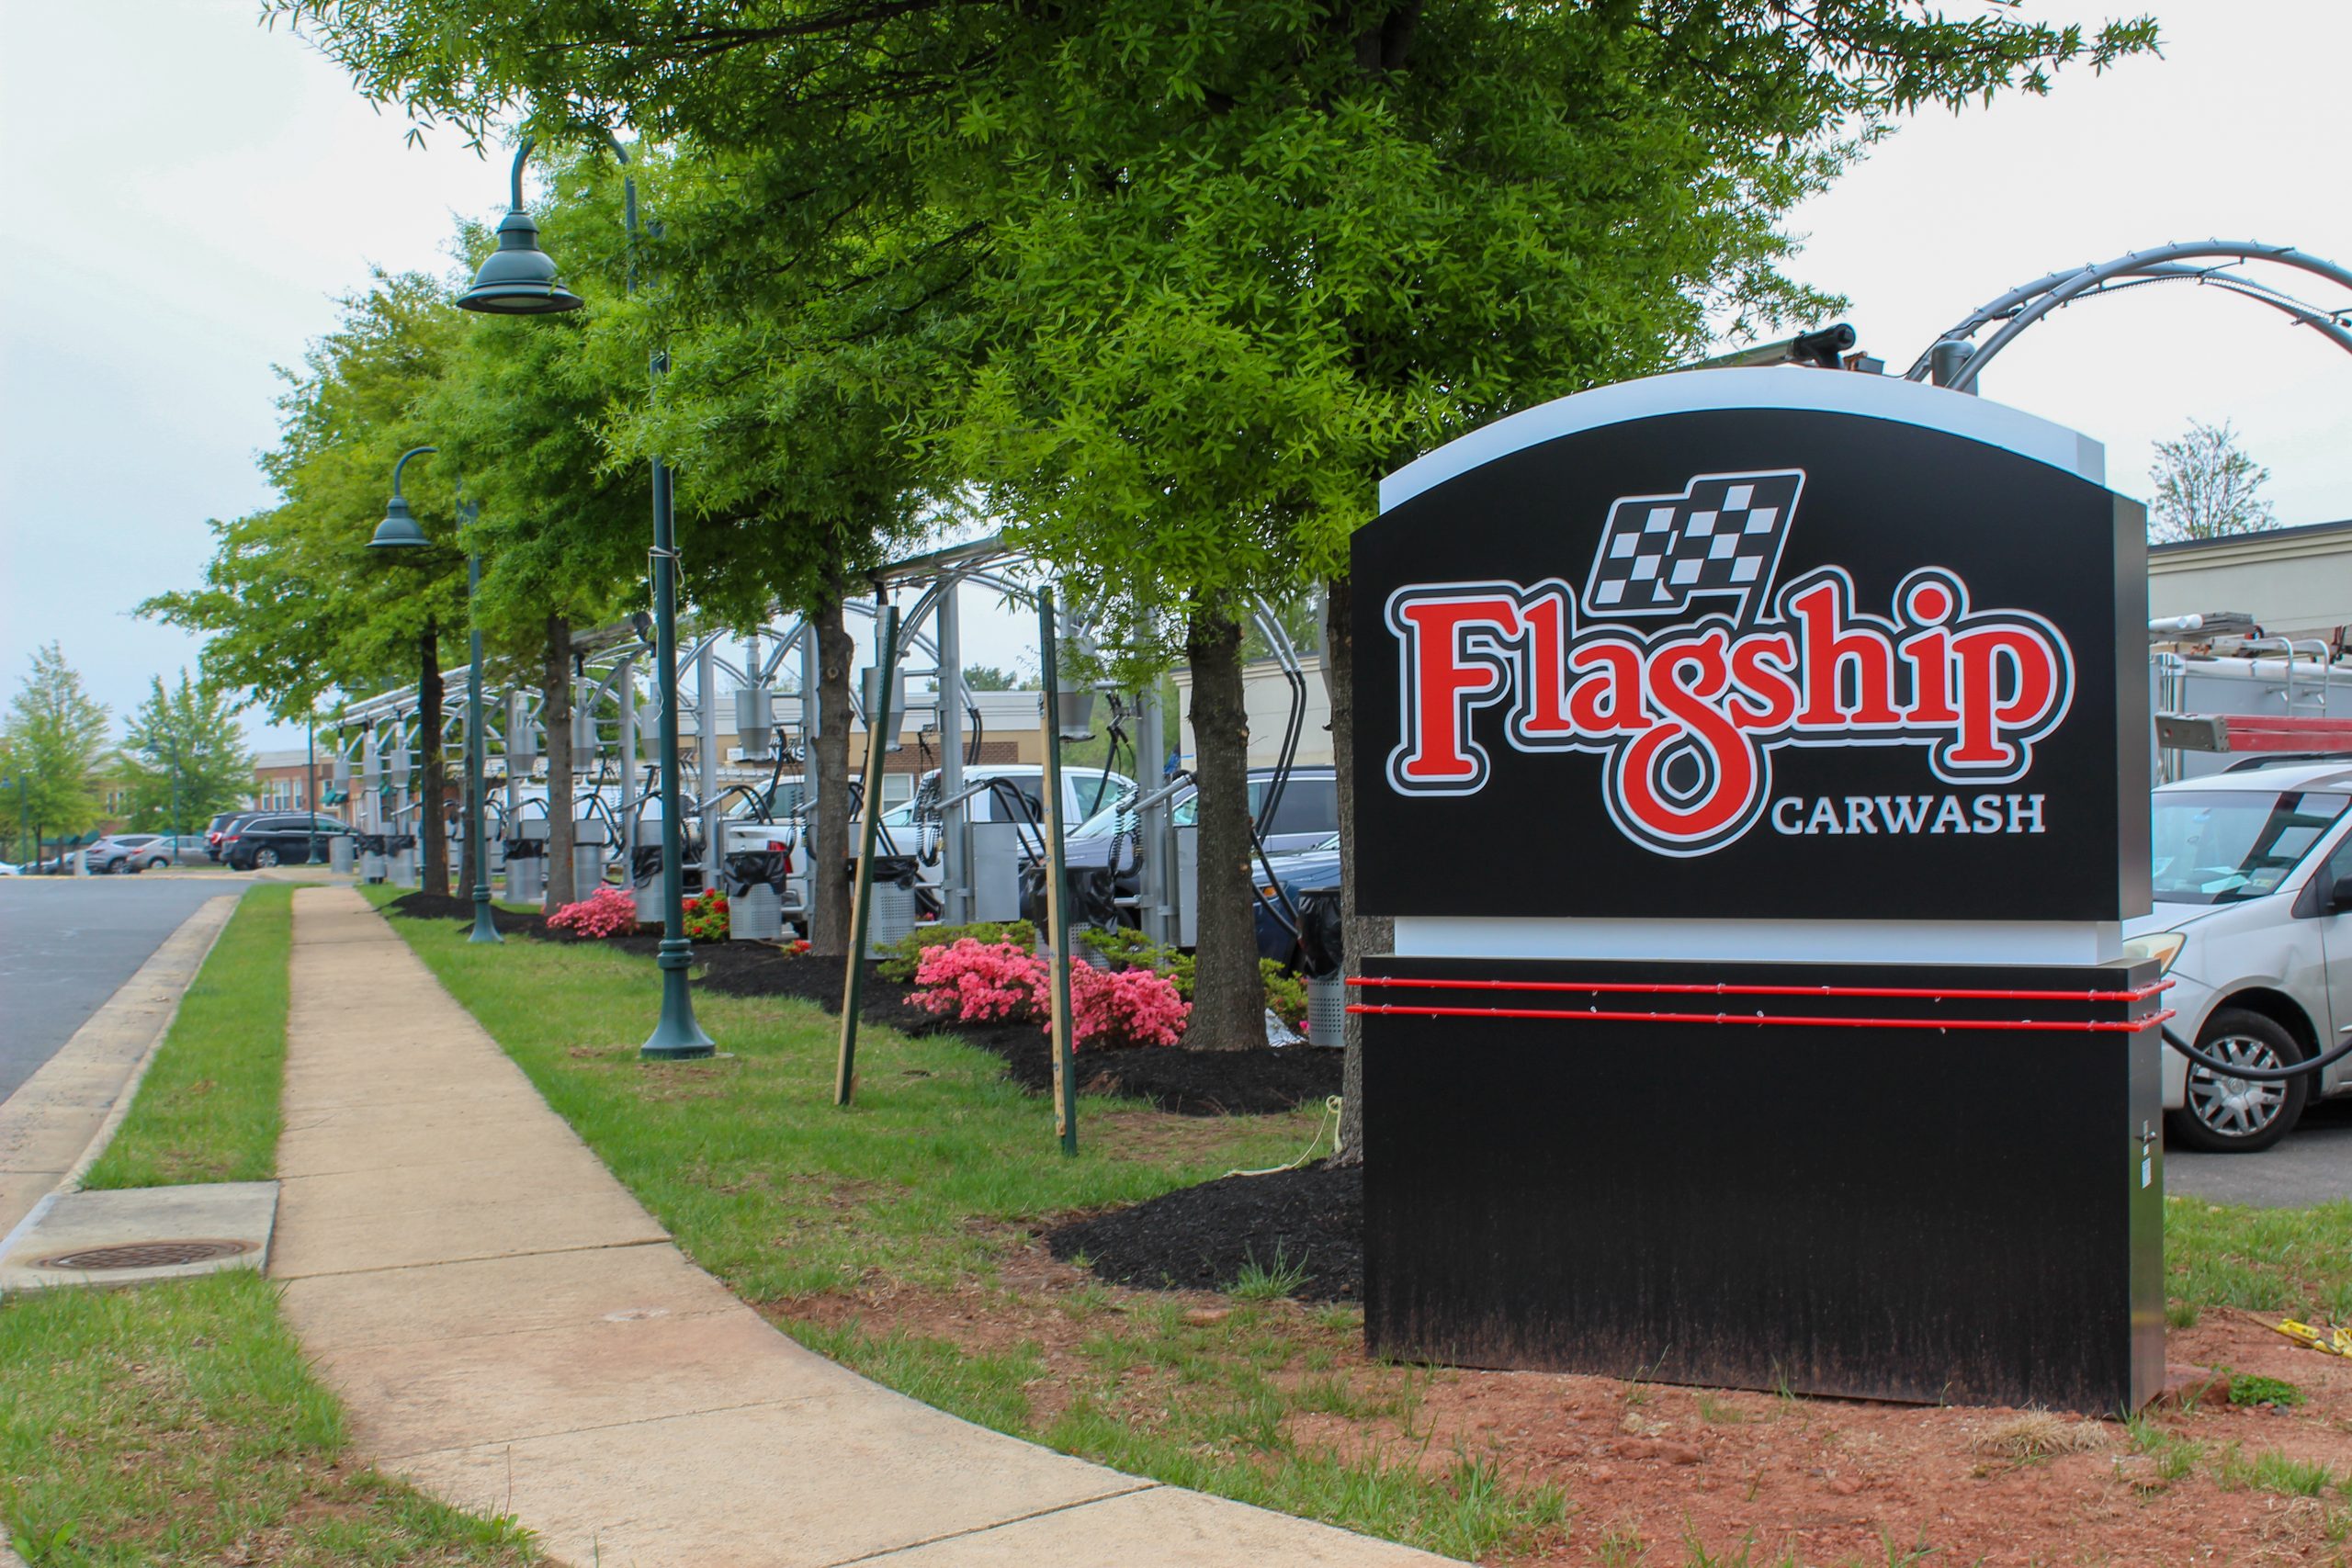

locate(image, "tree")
[[961, 665, 1017, 692], [2150, 419, 2278, 544], [279, 0, 2156, 1055], [117, 673, 254, 836], [144, 271, 471, 896], [2, 644, 111, 853]]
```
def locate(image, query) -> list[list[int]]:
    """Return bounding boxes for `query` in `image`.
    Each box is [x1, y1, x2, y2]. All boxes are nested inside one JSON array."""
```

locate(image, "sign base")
[[1362, 954, 2165, 1415]]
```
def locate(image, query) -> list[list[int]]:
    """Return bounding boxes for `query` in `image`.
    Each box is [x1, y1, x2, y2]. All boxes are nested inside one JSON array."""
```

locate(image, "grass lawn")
[[372, 890, 1571, 1562], [2165, 1192, 2352, 1323], [1, 886, 536, 1567], [83, 884, 293, 1190]]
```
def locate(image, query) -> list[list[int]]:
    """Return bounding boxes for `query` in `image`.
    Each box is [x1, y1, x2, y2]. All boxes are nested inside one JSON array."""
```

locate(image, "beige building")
[[1170, 654, 1335, 770], [2148, 518, 2351, 648]]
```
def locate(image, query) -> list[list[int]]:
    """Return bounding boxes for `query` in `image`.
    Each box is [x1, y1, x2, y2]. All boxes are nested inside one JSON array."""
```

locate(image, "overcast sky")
[[4, 0, 2345, 753]]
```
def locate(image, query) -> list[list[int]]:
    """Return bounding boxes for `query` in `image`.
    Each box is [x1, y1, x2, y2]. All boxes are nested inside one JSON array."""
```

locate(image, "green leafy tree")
[[277, 0, 2156, 1050], [961, 665, 1017, 693], [2150, 419, 2278, 544], [144, 272, 471, 895], [116, 673, 255, 837], [2, 644, 111, 855]]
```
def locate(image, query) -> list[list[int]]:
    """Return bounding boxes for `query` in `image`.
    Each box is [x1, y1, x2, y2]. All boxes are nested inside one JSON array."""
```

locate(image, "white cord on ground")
[[1224, 1094, 1343, 1179]]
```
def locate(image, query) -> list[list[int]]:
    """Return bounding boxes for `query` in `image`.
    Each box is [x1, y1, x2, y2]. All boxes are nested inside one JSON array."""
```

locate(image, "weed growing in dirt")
[[2222, 1371, 2304, 1409], [1596, 1521, 1650, 1565], [1696, 1393, 1750, 1425], [2213, 1442, 2347, 1500], [1232, 1245, 1310, 1302], [2165, 1300, 2200, 1329], [2125, 1414, 2205, 1482]]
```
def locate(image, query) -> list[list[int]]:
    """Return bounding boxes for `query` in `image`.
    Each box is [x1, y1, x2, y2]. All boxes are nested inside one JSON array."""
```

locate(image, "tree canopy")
[[2149, 418, 2279, 545], [2, 644, 112, 844], [116, 672, 255, 834]]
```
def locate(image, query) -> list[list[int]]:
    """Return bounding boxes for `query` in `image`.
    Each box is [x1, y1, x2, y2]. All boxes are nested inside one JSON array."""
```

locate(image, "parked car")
[[220, 813, 352, 870], [88, 834, 164, 874], [0, 861, 18, 875], [149, 832, 211, 866], [2124, 756, 2352, 1153], [204, 811, 253, 862], [1250, 833, 1343, 966]]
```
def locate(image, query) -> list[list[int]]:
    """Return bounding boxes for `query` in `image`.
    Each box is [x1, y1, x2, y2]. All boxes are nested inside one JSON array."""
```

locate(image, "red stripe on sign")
[[1345, 1003, 2176, 1035], [1349, 976, 2172, 1004]]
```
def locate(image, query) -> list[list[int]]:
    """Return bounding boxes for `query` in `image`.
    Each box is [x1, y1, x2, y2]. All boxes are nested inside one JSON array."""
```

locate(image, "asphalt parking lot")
[[0, 876, 247, 1102], [2168, 1094, 2352, 1209]]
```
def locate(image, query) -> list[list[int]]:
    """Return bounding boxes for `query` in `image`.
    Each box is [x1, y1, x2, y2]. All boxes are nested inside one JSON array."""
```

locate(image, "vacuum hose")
[[2161, 1022, 2352, 1083]]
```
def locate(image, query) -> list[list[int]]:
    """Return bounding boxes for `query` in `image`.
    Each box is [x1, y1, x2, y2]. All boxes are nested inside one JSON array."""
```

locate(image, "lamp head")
[[458, 208, 585, 315], [369, 494, 431, 552]]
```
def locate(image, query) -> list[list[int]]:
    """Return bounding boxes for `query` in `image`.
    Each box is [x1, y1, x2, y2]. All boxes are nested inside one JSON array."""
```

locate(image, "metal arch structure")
[[1907, 241, 2352, 393]]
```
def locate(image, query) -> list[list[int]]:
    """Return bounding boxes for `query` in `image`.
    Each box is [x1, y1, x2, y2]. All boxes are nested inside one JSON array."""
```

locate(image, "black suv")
[[221, 813, 350, 870]]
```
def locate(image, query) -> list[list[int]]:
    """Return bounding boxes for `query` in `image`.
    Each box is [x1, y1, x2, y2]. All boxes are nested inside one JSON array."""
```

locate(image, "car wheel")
[[147, 856, 168, 871], [253, 847, 281, 869], [2166, 1007, 2310, 1155]]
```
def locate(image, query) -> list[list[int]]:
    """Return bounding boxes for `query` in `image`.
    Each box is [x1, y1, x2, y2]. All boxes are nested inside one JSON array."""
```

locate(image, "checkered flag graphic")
[[1579, 469, 1804, 623]]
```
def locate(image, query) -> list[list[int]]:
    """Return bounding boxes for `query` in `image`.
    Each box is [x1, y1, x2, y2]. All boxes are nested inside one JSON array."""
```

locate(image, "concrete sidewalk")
[[276, 886, 1450, 1567]]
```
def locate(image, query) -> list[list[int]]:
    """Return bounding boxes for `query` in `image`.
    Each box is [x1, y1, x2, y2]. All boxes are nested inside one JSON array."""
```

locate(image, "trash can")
[[505, 835, 545, 905], [857, 853, 921, 958], [572, 815, 610, 897], [329, 835, 355, 875], [1295, 888, 1347, 1046], [356, 832, 387, 884], [724, 850, 792, 942], [387, 833, 419, 887]]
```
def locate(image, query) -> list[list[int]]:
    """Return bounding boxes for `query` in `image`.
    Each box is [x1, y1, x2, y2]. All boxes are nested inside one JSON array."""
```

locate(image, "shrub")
[[910, 939, 1048, 1023], [1260, 961, 1309, 1029], [1064, 964, 1190, 1049], [876, 919, 1037, 982], [684, 888, 729, 943], [547, 885, 640, 938]]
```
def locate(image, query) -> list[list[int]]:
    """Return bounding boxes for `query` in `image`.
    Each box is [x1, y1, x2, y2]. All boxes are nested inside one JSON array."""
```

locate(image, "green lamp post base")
[[468, 888, 503, 944], [641, 942, 714, 1059]]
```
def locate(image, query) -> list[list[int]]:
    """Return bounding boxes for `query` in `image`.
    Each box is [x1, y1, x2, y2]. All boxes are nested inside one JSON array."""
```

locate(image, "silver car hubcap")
[[2187, 1032, 2288, 1137]]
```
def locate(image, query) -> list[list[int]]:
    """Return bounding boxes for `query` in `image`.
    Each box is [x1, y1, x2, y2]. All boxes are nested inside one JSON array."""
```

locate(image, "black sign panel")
[[1352, 389, 2150, 922]]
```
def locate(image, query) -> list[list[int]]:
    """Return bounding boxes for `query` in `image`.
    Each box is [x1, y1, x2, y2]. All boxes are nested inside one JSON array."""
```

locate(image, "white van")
[[2124, 757, 2352, 1152]]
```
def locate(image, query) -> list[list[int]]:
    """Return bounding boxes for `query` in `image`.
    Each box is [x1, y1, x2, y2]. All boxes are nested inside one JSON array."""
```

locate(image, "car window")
[[2150, 789, 2350, 905], [1264, 776, 1338, 837]]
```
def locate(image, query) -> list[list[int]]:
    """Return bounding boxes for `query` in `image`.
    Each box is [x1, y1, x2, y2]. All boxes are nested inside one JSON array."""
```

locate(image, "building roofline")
[[2148, 517, 2352, 556]]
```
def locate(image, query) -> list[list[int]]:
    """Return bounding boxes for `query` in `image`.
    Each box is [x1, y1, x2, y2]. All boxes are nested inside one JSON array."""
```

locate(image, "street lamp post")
[[457, 135, 710, 1057], [371, 445, 502, 944]]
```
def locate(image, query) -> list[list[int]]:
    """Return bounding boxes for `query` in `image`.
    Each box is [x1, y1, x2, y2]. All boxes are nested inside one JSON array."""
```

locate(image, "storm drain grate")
[[35, 1239, 255, 1271]]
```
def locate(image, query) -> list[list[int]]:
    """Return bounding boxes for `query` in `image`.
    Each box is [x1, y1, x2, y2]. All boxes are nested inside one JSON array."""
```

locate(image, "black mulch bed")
[[1046, 1163, 1363, 1302], [383, 893, 1338, 1117]]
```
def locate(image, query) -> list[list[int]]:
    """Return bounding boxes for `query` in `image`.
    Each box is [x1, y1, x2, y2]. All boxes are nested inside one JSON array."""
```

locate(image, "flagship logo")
[[1385, 469, 2076, 857]]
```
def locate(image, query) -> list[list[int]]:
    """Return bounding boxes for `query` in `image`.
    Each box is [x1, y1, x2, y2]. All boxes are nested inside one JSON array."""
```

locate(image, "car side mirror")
[[2334, 876, 2352, 914]]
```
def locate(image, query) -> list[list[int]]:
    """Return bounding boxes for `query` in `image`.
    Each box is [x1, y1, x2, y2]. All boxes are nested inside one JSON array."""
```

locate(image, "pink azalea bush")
[[910, 940, 1046, 1023], [547, 885, 640, 938], [1065, 964, 1190, 1048], [907, 937, 1190, 1049]]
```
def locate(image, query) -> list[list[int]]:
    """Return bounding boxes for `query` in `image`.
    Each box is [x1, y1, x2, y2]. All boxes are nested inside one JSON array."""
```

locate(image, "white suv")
[[2124, 758, 2352, 1153]]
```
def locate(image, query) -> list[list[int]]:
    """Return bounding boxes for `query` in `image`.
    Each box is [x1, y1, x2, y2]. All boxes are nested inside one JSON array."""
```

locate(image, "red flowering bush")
[[906, 937, 1191, 1049], [547, 885, 640, 938], [1064, 964, 1190, 1049], [684, 888, 729, 943], [910, 939, 1047, 1023]]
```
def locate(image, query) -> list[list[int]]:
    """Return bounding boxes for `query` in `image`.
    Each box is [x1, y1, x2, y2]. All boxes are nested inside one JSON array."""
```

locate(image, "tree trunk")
[[419, 621, 449, 898], [808, 583, 856, 955], [1324, 572, 1385, 1163], [542, 615, 577, 911], [1185, 604, 1265, 1048]]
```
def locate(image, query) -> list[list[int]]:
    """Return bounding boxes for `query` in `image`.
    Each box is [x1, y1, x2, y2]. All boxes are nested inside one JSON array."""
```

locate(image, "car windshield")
[[2150, 788, 2349, 905]]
